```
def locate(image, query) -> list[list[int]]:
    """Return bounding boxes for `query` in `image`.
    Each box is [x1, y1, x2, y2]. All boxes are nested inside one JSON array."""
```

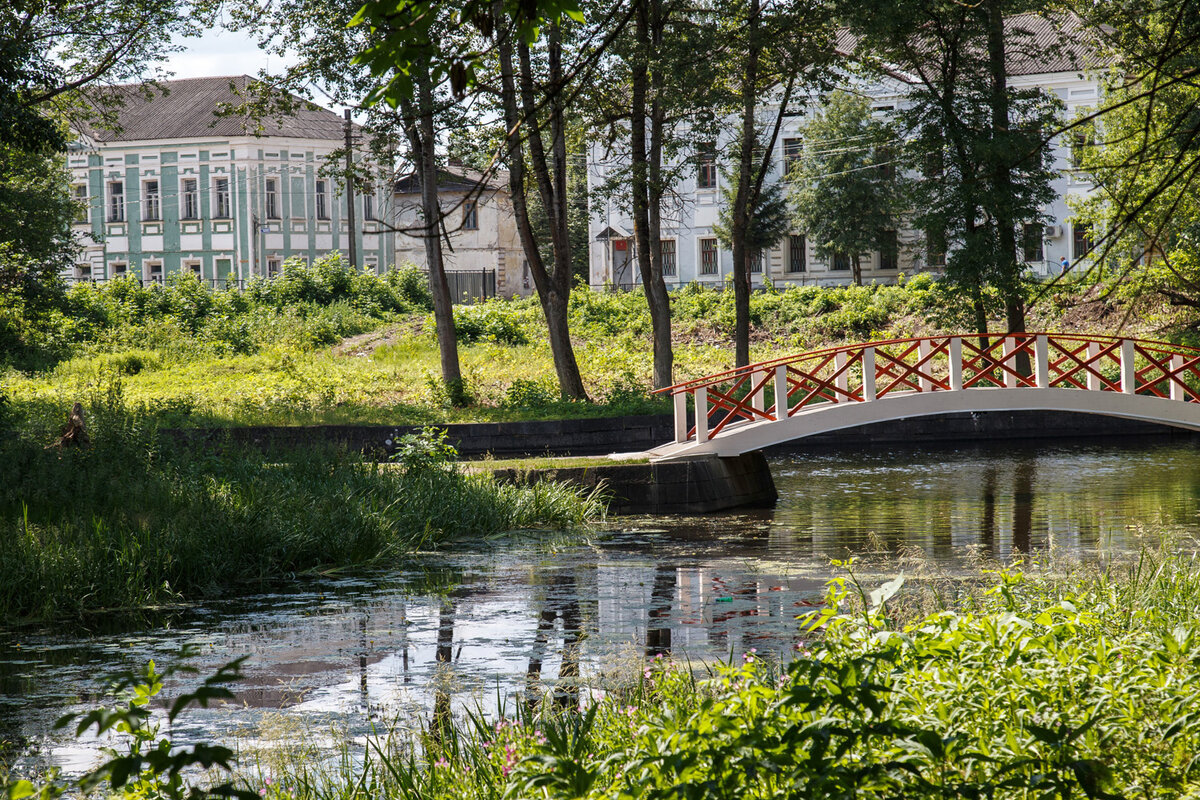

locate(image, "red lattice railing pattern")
[[657, 333, 1200, 445]]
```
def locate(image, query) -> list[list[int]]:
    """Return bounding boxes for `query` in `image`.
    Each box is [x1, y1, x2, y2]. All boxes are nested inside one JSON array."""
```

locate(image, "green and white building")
[[68, 76, 394, 283]]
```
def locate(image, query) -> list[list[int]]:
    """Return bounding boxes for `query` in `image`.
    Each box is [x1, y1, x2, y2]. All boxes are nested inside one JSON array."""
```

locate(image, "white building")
[[68, 76, 395, 283], [392, 164, 532, 298], [587, 14, 1105, 290]]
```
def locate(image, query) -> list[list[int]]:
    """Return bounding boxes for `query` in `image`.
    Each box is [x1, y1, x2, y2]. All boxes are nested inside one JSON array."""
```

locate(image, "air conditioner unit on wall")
[[1043, 225, 1063, 239]]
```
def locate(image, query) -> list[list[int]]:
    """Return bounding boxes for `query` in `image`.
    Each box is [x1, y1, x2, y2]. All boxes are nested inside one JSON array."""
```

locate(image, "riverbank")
[[3, 267, 1166, 430], [238, 545, 1200, 799], [15, 545, 1200, 798], [0, 416, 603, 622]]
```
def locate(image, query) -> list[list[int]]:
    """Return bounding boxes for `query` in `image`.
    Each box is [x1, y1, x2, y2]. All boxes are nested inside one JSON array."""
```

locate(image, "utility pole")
[[344, 108, 358, 270]]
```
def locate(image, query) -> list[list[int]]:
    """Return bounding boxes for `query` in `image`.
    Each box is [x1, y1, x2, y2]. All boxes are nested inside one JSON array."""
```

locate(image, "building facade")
[[587, 15, 1104, 290], [69, 76, 395, 283], [392, 165, 531, 298]]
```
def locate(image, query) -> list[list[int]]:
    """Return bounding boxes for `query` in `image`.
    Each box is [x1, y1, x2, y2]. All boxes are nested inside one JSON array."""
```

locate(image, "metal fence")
[[432, 269, 497, 304]]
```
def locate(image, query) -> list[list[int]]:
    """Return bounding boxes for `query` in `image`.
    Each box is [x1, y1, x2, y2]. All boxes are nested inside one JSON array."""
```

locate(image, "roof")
[[76, 76, 347, 143], [836, 11, 1109, 82], [394, 165, 509, 195]]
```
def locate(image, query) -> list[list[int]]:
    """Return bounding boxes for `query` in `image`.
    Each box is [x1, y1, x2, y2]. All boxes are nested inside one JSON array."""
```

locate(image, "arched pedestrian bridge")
[[648, 333, 1200, 461]]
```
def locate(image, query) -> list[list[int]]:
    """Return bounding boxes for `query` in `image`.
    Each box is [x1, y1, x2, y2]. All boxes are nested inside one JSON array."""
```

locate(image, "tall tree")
[[240, 0, 469, 402], [492, 8, 600, 400], [790, 90, 902, 286], [844, 1, 1062, 338], [720, 0, 836, 367], [1068, 1, 1200, 310]]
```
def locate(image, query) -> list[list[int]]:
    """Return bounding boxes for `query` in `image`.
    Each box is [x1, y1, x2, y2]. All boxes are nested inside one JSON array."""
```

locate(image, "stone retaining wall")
[[491, 453, 778, 516], [165, 414, 673, 459]]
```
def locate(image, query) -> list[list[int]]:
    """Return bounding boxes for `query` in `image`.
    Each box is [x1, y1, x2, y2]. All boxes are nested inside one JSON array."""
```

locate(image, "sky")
[[162, 26, 289, 81]]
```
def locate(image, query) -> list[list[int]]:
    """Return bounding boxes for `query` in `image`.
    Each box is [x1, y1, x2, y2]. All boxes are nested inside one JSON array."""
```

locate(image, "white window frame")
[[108, 180, 125, 222], [181, 178, 199, 219], [73, 184, 89, 224], [213, 177, 231, 219], [699, 238, 719, 275], [315, 179, 329, 220], [143, 179, 161, 221], [265, 177, 279, 219]]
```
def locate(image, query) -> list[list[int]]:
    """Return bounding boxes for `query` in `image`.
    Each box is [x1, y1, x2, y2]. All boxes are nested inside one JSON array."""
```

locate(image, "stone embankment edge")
[[492, 452, 778, 516]]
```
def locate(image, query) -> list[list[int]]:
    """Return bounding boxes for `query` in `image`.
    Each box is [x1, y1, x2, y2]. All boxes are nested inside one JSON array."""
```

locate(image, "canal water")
[[3, 437, 1199, 772]]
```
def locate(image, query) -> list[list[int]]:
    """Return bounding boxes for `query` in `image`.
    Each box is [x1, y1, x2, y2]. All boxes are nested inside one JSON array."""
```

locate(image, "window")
[[749, 251, 764, 273], [143, 180, 160, 221], [832, 252, 851, 271], [788, 235, 806, 273], [877, 146, 896, 181], [267, 258, 281, 278], [147, 262, 164, 283], [315, 179, 329, 219], [697, 142, 717, 189], [182, 178, 199, 219], [74, 185, 89, 223], [700, 238, 718, 275], [659, 240, 677, 277], [75, 264, 92, 282], [1073, 222, 1093, 259], [926, 227, 947, 266], [215, 257, 232, 277], [112, 262, 127, 277], [880, 230, 899, 270], [108, 181, 125, 222], [783, 138, 803, 176], [214, 177, 230, 218], [1071, 130, 1093, 170], [462, 201, 478, 230], [363, 192, 375, 221], [265, 178, 279, 219], [185, 261, 202, 278], [1022, 223, 1044, 263]]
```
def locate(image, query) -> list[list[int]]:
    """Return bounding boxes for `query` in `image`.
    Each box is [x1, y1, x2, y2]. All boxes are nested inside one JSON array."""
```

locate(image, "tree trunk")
[[402, 71, 464, 404], [630, 0, 674, 390], [851, 253, 862, 286], [495, 8, 588, 400], [731, 0, 760, 369], [984, 1, 1030, 375]]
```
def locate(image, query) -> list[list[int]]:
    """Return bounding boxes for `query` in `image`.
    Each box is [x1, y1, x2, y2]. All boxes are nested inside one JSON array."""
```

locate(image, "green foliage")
[[451, 300, 529, 345], [791, 91, 902, 283], [8, 656, 255, 800], [713, 171, 792, 261], [246, 550, 1200, 800], [0, 399, 604, 621]]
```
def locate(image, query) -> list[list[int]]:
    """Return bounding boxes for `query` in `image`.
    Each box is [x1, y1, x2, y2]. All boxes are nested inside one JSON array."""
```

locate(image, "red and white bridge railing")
[[656, 333, 1200, 445]]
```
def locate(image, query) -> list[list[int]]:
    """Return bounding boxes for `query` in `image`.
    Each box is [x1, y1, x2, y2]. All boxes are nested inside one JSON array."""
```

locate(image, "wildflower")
[[258, 790, 268, 797], [435, 758, 450, 768], [644, 669, 652, 679]]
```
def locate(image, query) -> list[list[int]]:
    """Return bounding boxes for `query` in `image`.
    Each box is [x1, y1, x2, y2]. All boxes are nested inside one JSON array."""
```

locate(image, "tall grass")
[[0, 406, 604, 622]]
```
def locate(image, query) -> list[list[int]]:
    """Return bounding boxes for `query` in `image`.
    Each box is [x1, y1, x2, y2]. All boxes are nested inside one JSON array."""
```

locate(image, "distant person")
[[1060, 256, 1070, 271]]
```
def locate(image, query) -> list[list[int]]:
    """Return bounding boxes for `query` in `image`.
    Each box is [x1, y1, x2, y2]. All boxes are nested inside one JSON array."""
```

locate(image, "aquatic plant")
[[0, 414, 604, 621], [239, 548, 1200, 799]]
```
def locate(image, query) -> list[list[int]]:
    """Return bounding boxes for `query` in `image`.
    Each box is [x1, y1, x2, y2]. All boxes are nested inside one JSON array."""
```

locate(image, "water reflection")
[[3, 437, 1200, 772]]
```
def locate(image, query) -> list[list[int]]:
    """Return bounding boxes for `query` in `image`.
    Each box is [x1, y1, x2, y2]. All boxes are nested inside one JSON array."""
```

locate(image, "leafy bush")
[[452, 300, 529, 345]]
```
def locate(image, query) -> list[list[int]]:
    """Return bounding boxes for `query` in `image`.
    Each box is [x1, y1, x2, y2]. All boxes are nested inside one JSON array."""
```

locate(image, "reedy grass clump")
[[239, 547, 1200, 800], [0, 407, 604, 622]]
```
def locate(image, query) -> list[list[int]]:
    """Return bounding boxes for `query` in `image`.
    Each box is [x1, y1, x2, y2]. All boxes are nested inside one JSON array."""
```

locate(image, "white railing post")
[[673, 391, 688, 444], [1003, 336, 1018, 388], [918, 340, 933, 392], [1171, 355, 1185, 402], [1087, 342, 1101, 391], [751, 370, 766, 415], [774, 365, 789, 421], [1035, 334, 1050, 389], [949, 337, 964, 391], [862, 347, 877, 402], [695, 387, 709, 442], [834, 351, 849, 402], [1121, 339, 1137, 394]]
